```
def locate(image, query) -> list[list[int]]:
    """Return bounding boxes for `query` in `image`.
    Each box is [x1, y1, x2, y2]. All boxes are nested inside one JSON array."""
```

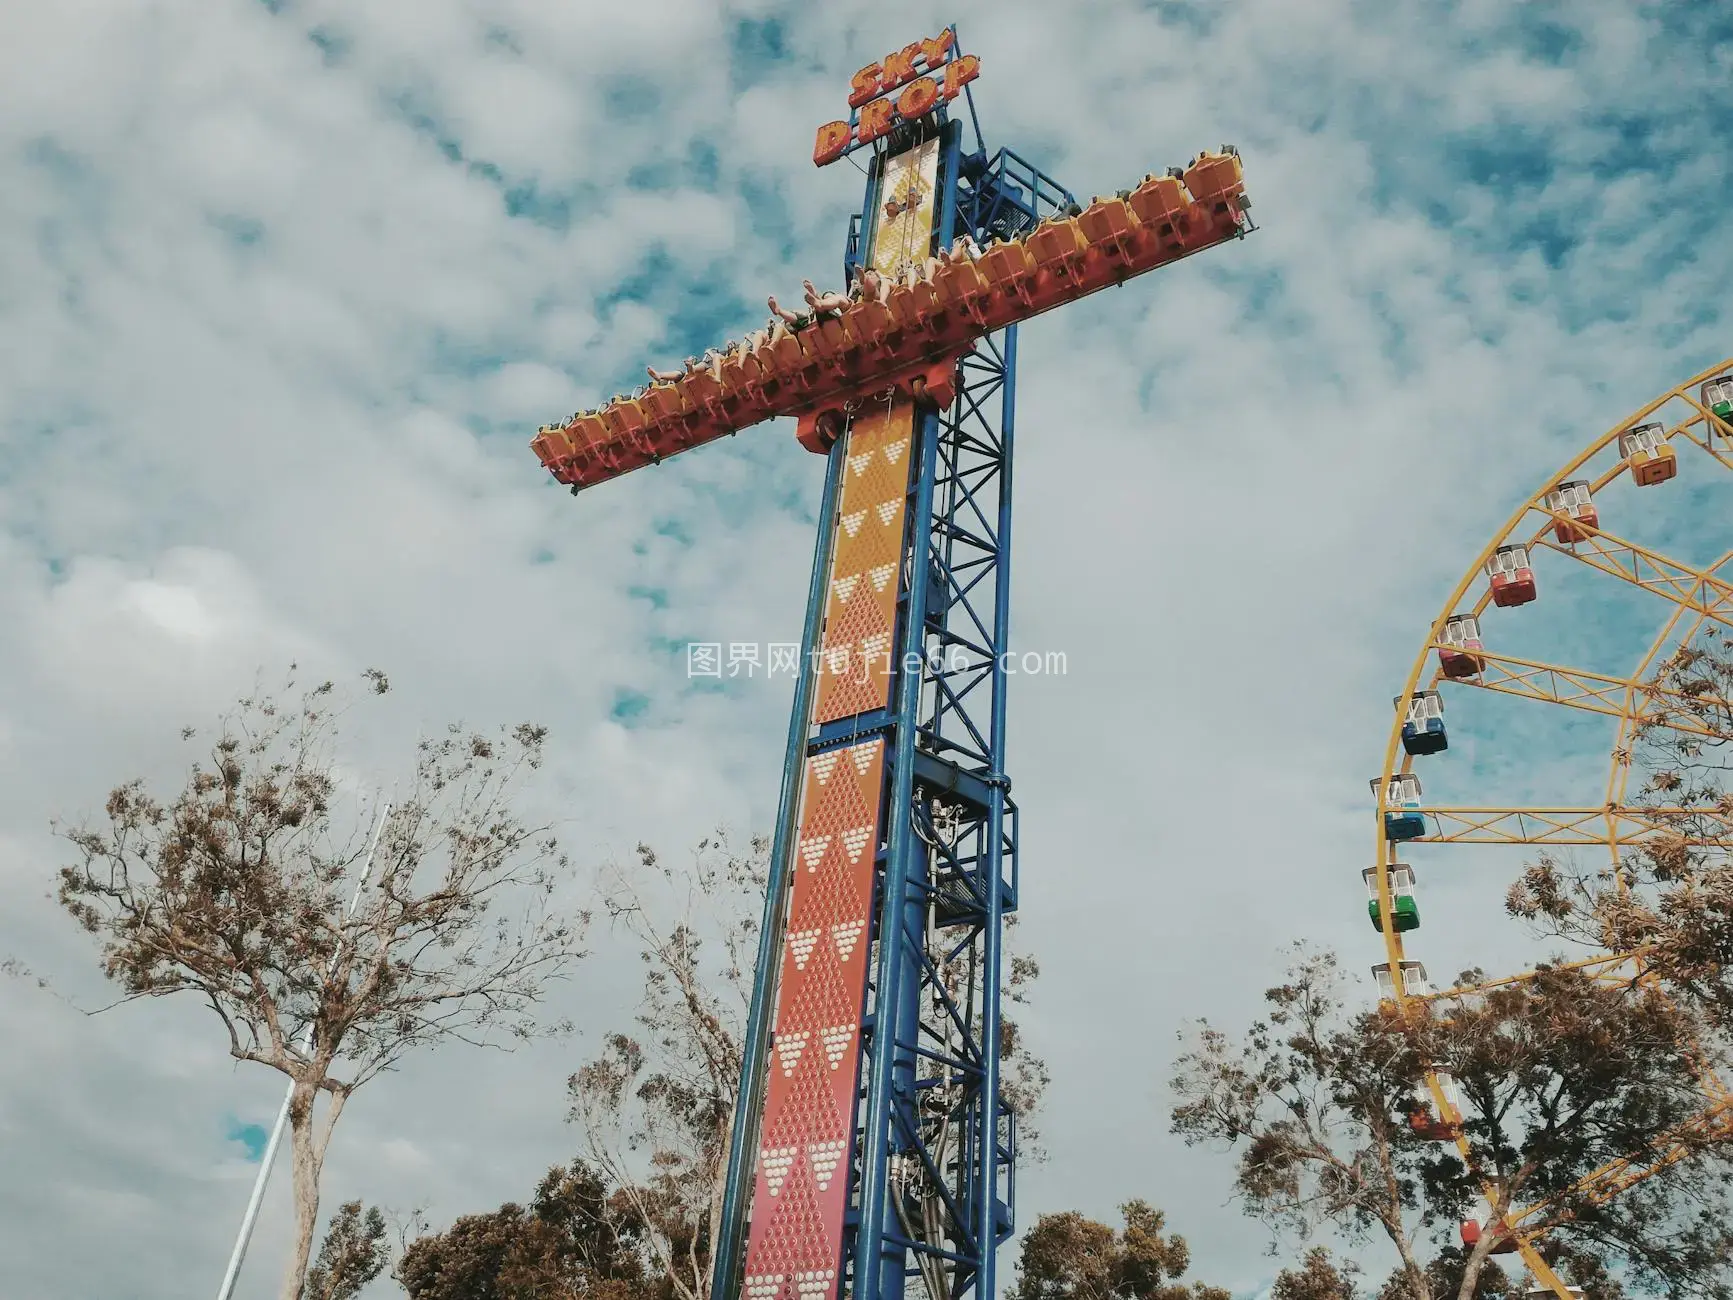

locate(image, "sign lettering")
[[813, 29, 978, 167]]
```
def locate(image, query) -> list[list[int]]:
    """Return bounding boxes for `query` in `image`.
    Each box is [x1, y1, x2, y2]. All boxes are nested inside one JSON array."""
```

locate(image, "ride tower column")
[[713, 31, 1075, 1300]]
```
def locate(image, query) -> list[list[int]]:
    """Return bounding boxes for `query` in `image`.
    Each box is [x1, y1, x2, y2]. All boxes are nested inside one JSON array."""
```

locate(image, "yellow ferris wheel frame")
[[1371, 358, 1733, 1294]]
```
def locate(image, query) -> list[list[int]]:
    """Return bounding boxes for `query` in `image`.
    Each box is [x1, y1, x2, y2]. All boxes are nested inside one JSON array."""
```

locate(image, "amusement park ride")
[[1369, 363, 1733, 1293], [530, 27, 1253, 1300]]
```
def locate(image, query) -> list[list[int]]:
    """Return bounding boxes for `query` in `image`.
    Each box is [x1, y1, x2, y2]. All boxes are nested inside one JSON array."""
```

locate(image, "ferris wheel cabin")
[[1542, 480, 1597, 544], [1408, 1070, 1463, 1141], [1371, 959, 1433, 1001], [1364, 863, 1420, 932], [1487, 543, 1536, 608], [1373, 773, 1426, 840], [1703, 374, 1733, 431], [1436, 614, 1485, 679], [1461, 1197, 1520, 1255], [1396, 691, 1447, 755], [1619, 421, 1676, 486]]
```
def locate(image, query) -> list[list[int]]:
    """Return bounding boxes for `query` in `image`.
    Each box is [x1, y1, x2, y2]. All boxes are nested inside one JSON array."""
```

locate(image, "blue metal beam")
[[710, 443, 849, 1300], [717, 92, 1062, 1300]]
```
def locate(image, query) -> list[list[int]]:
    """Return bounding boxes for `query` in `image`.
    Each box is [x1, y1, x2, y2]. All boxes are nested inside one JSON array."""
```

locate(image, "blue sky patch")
[[729, 18, 787, 91], [602, 75, 662, 122], [652, 518, 694, 547], [208, 214, 265, 248], [385, 88, 463, 163], [225, 1117, 268, 1163], [609, 688, 651, 724], [308, 25, 348, 66]]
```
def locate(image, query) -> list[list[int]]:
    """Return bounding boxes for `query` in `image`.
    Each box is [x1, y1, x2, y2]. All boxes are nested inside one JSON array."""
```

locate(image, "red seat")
[[933, 257, 991, 322], [1183, 151, 1243, 210], [568, 414, 609, 453], [718, 351, 757, 400], [1128, 174, 1190, 236], [531, 424, 575, 468], [1028, 217, 1089, 270], [887, 278, 939, 331], [1079, 196, 1136, 247], [843, 300, 895, 351], [601, 399, 646, 438], [682, 370, 726, 415], [641, 383, 688, 422], [978, 240, 1037, 309], [804, 315, 849, 362]]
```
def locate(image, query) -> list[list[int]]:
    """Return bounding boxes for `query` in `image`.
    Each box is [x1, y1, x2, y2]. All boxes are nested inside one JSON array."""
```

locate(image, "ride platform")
[[530, 152, 1252, 489]]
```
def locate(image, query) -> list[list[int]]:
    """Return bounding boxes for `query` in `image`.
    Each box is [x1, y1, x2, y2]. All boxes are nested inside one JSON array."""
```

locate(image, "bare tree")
[[567, 828, 1050, 1300], [567, 832, 762, 1300], [55, 669, 587, 1300], [1170, 950, 1733, 1300]]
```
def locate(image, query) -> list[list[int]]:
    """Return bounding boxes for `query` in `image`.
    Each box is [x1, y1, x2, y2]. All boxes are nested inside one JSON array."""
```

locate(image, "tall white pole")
[[214, 799, 391, 1300]]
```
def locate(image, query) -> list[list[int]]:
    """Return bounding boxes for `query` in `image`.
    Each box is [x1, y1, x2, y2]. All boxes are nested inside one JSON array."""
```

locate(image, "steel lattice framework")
[[1369, 359, 1733, 1295], [714, 126, 1068, 1300]]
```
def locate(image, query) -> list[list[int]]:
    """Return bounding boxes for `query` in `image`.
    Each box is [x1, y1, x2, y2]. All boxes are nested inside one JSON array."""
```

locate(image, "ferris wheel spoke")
[[1430, 647, 1728, 741], [1414, 805, 1733, 846], [1508, 1099, 1733, 1229], [1411, 952, 1645, 1007], [1672, 422, 1733, 474], [1530, 527, 1733, 627], [1678, 382, 1733, 472]]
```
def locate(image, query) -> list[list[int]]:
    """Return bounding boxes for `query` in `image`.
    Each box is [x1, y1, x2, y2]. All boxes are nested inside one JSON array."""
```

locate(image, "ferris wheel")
[[1367, 359, 1733, 1294]]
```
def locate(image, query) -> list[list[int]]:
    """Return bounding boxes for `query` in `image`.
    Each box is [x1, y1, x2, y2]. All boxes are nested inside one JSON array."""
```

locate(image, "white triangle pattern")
[[868, 563, 895, 592], [832, 920, 864, 961], [788, 928, 821, 970], [799, 834, 830, 870], [841, 825, 872, 863], [795, 1270, 836, 1300], [874, 500, 899, 526], [860, 633, 891, 660], [832, 574, 860, 603], [820, 1024, 853, 1068], [810, 752, 840, 784], [775, 1029, 808, 1076], [824, 646, 849, 674], [840, 511, 866, 537], [744, 1275, 784, 1300], [807, 1139, 847, 1191], [884, 440, 907, 465], [760, 1144, 799, 1196], [848, 452, 873, 476], [850, 746, 874, 773]]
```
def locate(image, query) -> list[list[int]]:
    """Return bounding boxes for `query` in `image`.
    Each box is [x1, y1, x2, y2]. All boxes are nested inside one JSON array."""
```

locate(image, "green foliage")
[[1170, 948, 1733, 1300], [1004, 1201, 1229, 1300], [1273, 1248, 1359, 1300], [305, 1201, 388, 1300], [396, 1159, 650, 1300]]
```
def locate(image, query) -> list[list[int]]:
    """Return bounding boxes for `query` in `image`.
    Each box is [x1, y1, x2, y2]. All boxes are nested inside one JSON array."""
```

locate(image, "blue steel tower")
[[526, 26, 1252, 1300], [710, 77, 1073, 1300]]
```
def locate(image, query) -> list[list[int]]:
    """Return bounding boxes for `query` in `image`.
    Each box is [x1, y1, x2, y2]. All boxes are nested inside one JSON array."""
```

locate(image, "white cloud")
[[0, 1, 1729, 1296]]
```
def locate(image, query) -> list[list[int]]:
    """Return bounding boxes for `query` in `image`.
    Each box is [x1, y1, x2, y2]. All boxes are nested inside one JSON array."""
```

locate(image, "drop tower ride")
[[528, 26, 1253, 1300]]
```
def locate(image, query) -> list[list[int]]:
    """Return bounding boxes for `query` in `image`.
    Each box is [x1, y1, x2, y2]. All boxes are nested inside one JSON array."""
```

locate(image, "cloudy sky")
[[2, 1, 1731, 1296]]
